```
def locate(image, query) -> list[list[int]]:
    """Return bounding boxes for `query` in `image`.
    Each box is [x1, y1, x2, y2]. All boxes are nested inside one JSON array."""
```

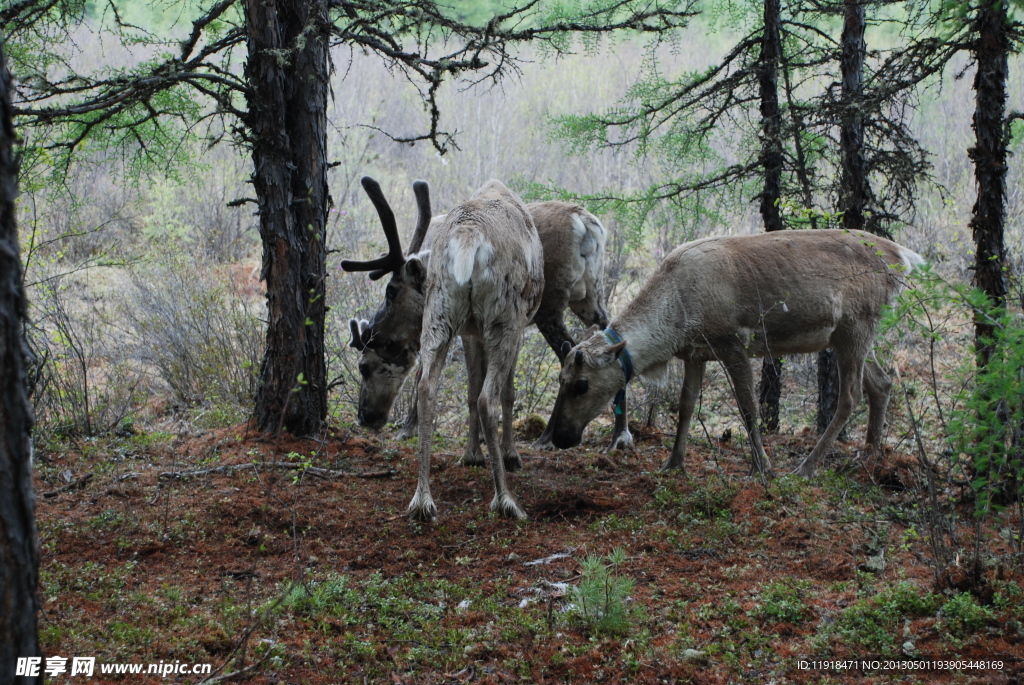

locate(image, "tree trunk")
[[969, 0, 1009, 366], [246, 0, 330, 436], [817, 0, 870, 436], [757, 0, 784, 433], [839, 0, 869, 234], [0, 40, 43, 683]]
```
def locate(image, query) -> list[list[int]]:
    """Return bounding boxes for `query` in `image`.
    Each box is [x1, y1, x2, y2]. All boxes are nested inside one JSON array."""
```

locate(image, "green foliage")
[[939, 592, 995, 638], [754, 578, 813, 624], [652, 479, 737, 523], [815, 582, 942, 655], [886, 267, 1024, 519], [280, 574, 359, 623], [568, 547, 638, 636]]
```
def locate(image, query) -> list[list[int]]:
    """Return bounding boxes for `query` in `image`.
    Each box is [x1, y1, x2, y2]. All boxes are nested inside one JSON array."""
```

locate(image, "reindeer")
[[546, 229, 924, 478], [346, 184, 632, 456], [342, 176, 544, 521]]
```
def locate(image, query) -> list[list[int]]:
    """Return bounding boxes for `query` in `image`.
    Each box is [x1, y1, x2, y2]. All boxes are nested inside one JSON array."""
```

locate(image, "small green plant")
[[940, 592, 995, 639], [568, 547, 637, 636], [755, 578, 813, 624], [652, 480, 737, 523], [815, 581, 941, 655]]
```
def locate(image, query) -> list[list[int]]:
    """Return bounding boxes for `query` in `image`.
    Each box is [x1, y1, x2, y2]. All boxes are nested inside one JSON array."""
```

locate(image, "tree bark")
[[969, 0, 1009, 366], [246, 0, 330, 436], [0, 39, 43, 684], [839, 0, 869, 234], [817, 0, 870, 436], [757, 0, 784, 433]]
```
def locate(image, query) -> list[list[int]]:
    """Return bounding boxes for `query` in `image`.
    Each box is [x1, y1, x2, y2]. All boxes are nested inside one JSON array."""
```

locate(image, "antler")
[[341, 176, 405, 280], [407, 180, 432, 254]]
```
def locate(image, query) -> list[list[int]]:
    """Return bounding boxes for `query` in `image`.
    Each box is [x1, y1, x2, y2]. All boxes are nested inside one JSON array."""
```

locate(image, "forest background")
[[3, 0, 1024, 682]]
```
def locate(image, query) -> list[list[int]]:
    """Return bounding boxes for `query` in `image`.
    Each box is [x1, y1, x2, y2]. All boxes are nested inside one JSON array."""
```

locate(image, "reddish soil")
[[33, 423, 1024, 684]]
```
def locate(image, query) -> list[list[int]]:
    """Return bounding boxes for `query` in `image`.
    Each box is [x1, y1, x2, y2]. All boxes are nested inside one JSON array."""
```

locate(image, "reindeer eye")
[[385, 284, 399, 301], [573, 378, 589, 395]]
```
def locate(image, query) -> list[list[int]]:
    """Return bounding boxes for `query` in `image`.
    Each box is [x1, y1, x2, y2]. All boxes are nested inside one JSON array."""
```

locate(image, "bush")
[[123, 257, 263, 415], [29, 275, 143, 439], [940, 592, 995, 639]]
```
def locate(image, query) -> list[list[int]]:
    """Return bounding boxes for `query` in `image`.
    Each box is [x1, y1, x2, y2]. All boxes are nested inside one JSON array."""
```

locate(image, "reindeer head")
[[549, 329, 629, 449], [342, 177, 432, 430]]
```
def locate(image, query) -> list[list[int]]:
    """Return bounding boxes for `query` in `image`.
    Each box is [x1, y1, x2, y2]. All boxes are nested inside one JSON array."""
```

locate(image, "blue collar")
[[603, 327, 634, 384]]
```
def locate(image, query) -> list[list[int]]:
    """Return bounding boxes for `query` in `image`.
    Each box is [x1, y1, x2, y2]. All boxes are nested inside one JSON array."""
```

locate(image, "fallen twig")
[[41, 473, 93, 498], [158, 462, 397, 481], [524, 549, 576, 566]]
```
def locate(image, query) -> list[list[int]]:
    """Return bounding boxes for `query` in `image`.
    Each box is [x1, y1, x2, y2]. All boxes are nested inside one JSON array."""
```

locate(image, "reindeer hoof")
[[607, 429, 634, 452], [407, 493, 437, 522], [490, 493, 526, 520], [459, 450, 486, 467], [503, 452, 523, 472], [531, 436, 556, 451]]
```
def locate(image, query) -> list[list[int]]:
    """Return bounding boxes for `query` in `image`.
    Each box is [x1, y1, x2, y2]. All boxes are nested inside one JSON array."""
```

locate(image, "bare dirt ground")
[[34, 421, 1024, 684]]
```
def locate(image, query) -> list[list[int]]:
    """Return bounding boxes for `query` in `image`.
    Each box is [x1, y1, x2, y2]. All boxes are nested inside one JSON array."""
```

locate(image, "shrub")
[[123, 257, 263, 415], [940, 592, 995, 639], [29, 275, 143, 439]]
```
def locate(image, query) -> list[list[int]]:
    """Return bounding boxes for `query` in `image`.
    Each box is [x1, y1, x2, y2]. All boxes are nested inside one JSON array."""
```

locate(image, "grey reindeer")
[[342, 176, 544, 521], [346, 180, 632, 457], [546, 229, 924, 478]]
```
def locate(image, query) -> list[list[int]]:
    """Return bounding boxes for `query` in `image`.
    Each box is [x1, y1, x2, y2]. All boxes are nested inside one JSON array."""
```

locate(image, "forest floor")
[[33, 419, 1024, 685]]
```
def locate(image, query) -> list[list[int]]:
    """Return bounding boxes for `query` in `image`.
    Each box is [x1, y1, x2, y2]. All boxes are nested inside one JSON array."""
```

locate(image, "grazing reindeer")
[[547, 229, 924, 478], [348, 189, 632, 455], [343, 176, 543, 520]]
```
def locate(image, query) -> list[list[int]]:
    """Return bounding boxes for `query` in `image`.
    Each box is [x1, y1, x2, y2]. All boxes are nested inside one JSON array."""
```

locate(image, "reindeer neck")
[[607, 311, 677, 381]]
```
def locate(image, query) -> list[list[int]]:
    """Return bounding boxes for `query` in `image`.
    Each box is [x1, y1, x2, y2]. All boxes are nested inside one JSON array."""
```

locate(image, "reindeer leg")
[[795, 344, 864, 477], [862, 359, 892, 452], [480, 335, 526, 520], [531, 313, 574, 451], [460, 337, 487, 467], [662, 360, 705, 473], [501, 361, 523, 471], [720, 347, 774, 478], [409, 338, 451, 522], [395, 366, 421, 440]]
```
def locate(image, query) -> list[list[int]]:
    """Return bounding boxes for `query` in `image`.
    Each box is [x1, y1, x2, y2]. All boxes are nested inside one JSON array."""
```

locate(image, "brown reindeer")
[[546, 229, 924, 478], [342, 177, 543, 520], [347, 185, 632, 457]]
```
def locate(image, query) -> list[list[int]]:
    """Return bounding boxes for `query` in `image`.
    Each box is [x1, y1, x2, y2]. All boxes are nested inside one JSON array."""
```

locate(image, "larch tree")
[[756, 0, 785, 434], [4, 0, 695, 436], [545, 0, 941, 443], [0, 35, 42, 685], [968, 0, 1010, 365]]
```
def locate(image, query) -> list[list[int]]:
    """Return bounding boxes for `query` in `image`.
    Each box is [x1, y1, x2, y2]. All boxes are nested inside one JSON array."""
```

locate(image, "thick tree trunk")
[[839, 0, 868, 233], [246, 0, 330, 436], [969, 0, 1009, 366], [0, 40, 43, 684], [757, 0, 784, 433], [817, 0, 870, 436]]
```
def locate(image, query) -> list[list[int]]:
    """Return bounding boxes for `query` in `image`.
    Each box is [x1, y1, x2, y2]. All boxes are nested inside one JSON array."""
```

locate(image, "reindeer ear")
[[608, 340, 627, 359], [584, 324, 602, 339], [402, 256, 427, 289]]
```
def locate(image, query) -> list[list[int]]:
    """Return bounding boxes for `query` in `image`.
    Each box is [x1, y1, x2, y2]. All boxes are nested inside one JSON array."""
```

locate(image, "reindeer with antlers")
[[346, 180, 632, 458], [342, 177, 544, 521]]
